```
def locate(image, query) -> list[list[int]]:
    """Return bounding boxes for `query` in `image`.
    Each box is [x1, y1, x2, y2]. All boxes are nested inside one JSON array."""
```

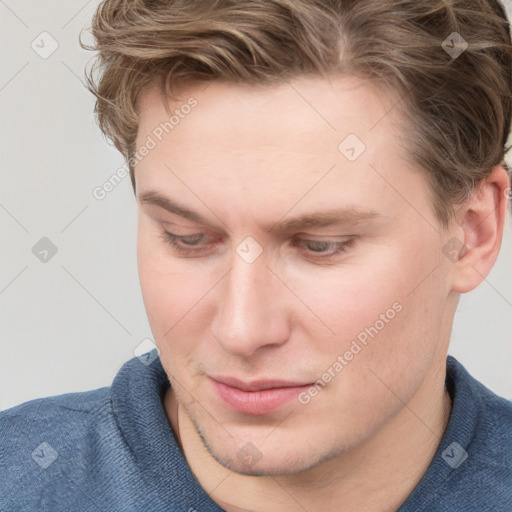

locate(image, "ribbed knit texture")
[[1, 352, 510, 511]]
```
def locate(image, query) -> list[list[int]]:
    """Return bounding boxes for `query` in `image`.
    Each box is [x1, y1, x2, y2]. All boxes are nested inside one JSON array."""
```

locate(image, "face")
[[135, 76, 455, 476]]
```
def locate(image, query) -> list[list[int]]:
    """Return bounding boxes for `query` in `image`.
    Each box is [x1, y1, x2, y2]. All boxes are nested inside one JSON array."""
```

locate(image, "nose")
[[210, 249, 290, 357]]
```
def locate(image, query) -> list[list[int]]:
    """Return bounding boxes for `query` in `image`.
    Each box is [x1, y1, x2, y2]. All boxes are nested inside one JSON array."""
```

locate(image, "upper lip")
[[209, 376, 311, 392]]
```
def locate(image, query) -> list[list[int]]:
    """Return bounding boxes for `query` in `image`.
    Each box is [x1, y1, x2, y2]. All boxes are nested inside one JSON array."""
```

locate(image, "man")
[[2, 0, 511, 511]]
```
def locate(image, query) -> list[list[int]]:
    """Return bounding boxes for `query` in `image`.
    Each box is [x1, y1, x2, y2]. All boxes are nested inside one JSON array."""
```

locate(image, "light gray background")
[[1, 0, 511, 410]]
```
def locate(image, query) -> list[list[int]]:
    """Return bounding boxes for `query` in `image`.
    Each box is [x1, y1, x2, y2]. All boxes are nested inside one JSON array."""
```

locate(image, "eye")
[[292, 237, 354, 259], [304, 240, 340, 252], [160, 230, 213, 255], [159, 229, 355, 261], [171, 233, 206, 246]]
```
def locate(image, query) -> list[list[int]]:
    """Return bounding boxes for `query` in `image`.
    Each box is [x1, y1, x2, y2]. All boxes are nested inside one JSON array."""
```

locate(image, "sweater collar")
[[110, 349, 224, 511]]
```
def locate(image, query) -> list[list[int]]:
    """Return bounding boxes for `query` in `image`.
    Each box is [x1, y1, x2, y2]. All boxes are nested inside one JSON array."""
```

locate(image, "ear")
[[448, 165, 510, 294]]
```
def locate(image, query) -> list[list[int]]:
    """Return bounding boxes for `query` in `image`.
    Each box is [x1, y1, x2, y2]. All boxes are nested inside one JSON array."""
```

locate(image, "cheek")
[[137, 229, 189, 338], [284, 245, 421, 346], [291, 239, 446, 386], [137, 227, 221, 357]]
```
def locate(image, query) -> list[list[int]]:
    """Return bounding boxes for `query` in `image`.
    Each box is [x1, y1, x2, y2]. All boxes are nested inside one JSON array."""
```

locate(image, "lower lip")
[[211, 379, 311, 415]]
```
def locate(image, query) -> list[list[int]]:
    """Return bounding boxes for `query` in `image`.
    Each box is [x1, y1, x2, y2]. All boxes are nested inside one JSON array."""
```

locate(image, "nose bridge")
[[211, 251, 288, 356]]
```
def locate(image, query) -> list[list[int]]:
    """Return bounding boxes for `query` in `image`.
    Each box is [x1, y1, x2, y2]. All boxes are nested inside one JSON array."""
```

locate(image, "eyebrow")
[[139, 190, 209, 224], [138, 190, 382, 233]]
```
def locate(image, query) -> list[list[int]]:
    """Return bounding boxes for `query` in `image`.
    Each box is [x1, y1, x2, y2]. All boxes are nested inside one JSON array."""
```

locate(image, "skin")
[[134, 76, 509, 512]]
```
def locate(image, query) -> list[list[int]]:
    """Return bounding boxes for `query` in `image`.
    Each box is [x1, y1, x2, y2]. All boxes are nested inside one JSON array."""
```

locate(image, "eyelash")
[[159, 230, 354, 260]]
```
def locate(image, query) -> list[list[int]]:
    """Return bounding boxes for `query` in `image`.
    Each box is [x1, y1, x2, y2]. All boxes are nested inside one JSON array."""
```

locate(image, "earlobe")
[[449, 165, 510, 294]]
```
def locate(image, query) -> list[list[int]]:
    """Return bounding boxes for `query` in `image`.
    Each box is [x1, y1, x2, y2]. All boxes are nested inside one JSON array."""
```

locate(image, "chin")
[[198, 425, 344, 477]]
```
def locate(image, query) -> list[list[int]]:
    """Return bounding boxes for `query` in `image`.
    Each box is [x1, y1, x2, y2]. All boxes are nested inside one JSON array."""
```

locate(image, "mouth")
[[209, 376, 313, 415]]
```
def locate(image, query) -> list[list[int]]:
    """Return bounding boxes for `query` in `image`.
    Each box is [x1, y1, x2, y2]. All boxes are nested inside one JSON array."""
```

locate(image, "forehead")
[[137, 76, 403, 150], [135, 75, 411, 181], [134, 75, 430, 229]]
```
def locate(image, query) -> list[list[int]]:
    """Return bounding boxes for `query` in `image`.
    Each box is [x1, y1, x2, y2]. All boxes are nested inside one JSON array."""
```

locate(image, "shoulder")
[[412, 357, 512, 512], [440, 375, 512, 511], [450, 356, 512, 458], [402, 356, 512, 512], [1, 386, 112, 440], [461, 360, 512, 489], [0, 387, 117, 511], [2, 385, 111, 417], [0, 352, 186, 512]]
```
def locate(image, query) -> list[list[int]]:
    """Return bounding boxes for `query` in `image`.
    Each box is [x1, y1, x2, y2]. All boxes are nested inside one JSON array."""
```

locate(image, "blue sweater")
[[1, 352, 511, 511]]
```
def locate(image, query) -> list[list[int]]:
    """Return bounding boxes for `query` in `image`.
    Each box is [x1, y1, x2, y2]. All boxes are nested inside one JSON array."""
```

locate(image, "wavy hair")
[[81, 0, 512, 225]]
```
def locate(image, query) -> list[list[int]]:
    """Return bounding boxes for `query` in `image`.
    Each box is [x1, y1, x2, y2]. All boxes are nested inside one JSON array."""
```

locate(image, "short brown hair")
[[82, 0, 512, 226]]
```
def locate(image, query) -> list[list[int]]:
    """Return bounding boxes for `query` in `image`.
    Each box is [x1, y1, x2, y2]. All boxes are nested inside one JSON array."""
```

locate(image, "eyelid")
[[292, 237, 354, 253], [161, 220, 209, 231], [295, 233, 353, 241], [159, 222, 223, 243]]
